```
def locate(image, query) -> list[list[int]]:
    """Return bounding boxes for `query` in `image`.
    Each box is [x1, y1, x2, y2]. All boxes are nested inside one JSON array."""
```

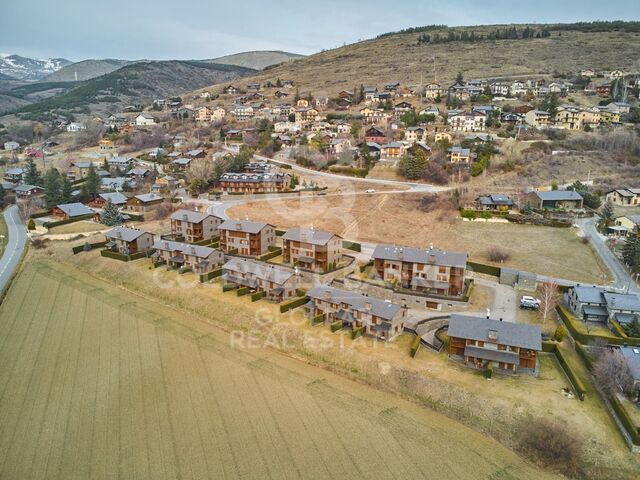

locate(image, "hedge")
[[275, 229, 286, 237], [236, 287, 250, 296], [129, 251, 147, 261], [153, 260, 166, 268], [352, 326, 365, 339], [44, 213, 95, 229], [72, 241, 107, 254], [342, 240, 361, 252], [467, 261, 500, 277], [296, 288, 307, 297], [410, 335, 421, 357], [359, 260, 373, 273], [29, 210, 50, 219], [556, 305, 640, 346], [222, 283, 236, 292], [126, 213, 144, 222], [484, 363, 493, 379], [279, 296, 309, 313], [199, 268, 222, 283], [250, 291, 264, 302], [311, 314, 324, 326], [610, 395, 640, 446], [545, 342, 587, 401], [178, 266, 192, 274], [609, 319, 628, 339], [575, 341, 595, 371], [330, 320, 344, 332], [259, 248, 282, 261], [100, 249, 129, 261], [193, 237, 217, 246]]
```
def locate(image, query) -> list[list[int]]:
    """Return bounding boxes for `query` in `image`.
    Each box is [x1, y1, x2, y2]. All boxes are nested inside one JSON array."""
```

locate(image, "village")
[[1, 41, 640, 478]]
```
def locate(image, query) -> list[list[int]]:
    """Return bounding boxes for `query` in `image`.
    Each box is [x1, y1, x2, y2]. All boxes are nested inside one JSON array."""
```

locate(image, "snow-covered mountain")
[[0, 54, 72, 81]]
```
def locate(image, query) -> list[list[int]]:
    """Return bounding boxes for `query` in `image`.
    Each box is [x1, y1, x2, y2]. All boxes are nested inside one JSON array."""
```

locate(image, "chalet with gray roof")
[[89, 192, 128, 208], [372, 244, 467, 296], [448, 314, 541, 374], [218, 219, 275, 256], [126, 193, 163, 212], [14, 184, 44, 198], [170, 209, 223, 243], [605, 188, 640, 207], [223, 258, 299, 301], [475, 194, 514, 212], [565, 285, 640, 326], [4, 167, 23, 183], [619, 346, 640, 403], [51, 202, 93, 220], [104, 226, 154, 255], [218, 172, 287, 194], [525, 190, 583, 210], [152, 239, 223, 274], [282, 227, 342, 272], [306, 285, 407, 341]]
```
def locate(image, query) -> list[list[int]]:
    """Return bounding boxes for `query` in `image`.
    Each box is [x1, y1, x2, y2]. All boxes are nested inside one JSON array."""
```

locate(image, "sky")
[[1, 0, 639, 61]]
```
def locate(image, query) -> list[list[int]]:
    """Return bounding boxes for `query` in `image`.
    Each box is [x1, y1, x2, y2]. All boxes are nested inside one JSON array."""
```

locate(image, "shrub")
[[30, 237, 48, 249], [517, 418, 582, 476], [581, 235, 590, 245], [554, 325, 566, 342], [486, 246, 511, 263], [330, 320, 344, 332], [27, 218, 35, 230]]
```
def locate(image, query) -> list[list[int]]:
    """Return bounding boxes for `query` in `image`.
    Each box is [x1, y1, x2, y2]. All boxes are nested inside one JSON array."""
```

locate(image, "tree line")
[[417, 27, 550, 45]]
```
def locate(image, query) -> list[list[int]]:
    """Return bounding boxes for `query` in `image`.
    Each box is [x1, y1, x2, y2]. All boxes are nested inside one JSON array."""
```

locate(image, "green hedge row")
[[342, 240, 361, 252], [29, 210, 50, 219], [268, 245, 280, 252], [251, 291, 264, 302], [484, 363, 493, 379], [296, 288, 307, 297], [575, 342, 595, 371], [129, 251, 147, 261], [222, 283, 236, 292], [178, 266, 192, 274], [236, 287, 250, 296], [556, 305, 640, 346], [359, 260, 373, 273], [467, 261, 500, 277], [199, 268, 222, 283], [100, 249, 129, 261], [259, 248, 282, 261], [610, 395, 640, 446], [279, 296, 309, 313], [311, 314, 324, 326], [275, 229, 286, 237], [545, 342, 587, 401], [609, 319, 629, 339], [352, 326, 365, 339], [44, 213, 94, 228], [410, 335, 421, 358], [153, 260, 166, 268], [330, 320, 344, 332], [72, 241, 107, 254], [126, 213, 144, 222]]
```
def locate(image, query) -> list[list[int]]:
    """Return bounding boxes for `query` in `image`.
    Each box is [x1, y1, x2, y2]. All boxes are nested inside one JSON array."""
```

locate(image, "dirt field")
[[228, 193, 611, 283], [0, 258, 565, 480]]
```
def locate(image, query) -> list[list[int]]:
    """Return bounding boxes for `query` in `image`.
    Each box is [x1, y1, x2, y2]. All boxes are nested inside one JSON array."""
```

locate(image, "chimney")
[[182, 213, 188, 221], [190, 246, 196, 254], [236, 222, 242, 230], [487, 329, 499, 341], [365, 302, 372, 311], [324, 290, 332, 300]]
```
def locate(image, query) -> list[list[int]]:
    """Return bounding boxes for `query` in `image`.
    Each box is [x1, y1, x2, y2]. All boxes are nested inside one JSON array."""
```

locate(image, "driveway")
[[0, 206, 27, 293]]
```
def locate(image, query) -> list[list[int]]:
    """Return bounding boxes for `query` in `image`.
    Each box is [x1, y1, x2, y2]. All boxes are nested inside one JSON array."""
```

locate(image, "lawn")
[[0, 258, 564, 480], [0, 212, 7, 258], [48, 220, 108, 234], [228, 193, 611, 283]]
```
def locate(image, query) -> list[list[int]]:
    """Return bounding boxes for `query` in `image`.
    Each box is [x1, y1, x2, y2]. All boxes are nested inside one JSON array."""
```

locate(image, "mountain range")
[[0, 54, 72, 81]]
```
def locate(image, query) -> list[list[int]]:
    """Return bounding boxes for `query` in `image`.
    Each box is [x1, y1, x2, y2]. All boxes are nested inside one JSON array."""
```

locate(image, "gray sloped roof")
[[152, 239, 218, 259], [134, 193, 163, 203], [464, 345, 520, 364], [372, 244, 467, 268], [448, 314, 542, 351], [282, 227, 340, 246], [533, 190, 583, 201], [478, 194, 513, 206], [56, 202, 93, 217], [170, 209, 219, 224], [99, 192, 127, 205], [603, 292, 640, 312], [223, 258, 294, 285], [219, 219, 272, 234], [307, 285, 402, 321], [104, 226, 150, 242], [619, 347, 640, 382], [572, 285, 606, 304]]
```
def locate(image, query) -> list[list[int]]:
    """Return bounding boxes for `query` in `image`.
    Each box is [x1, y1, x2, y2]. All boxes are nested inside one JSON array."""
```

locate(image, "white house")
[[66, 122, 86, 132], [135, 113, 156, 126]]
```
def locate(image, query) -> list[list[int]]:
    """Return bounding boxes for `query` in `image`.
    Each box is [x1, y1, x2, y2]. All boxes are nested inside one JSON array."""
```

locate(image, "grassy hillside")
[[10, 60, 256, 118], [44, 59, 137, 81], [226, 23, 640, 95], [206, 50, 304, 70]]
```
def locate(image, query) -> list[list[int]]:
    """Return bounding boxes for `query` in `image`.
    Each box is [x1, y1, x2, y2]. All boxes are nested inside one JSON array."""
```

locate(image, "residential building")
[[364, 126, 386, 144], [524, 109, 550, 128], [51, 202, 93, 219], [3, 141, 19, 151], [372, 244, 467, 296], [447, 146, 475, 164], [107, 156, 134, 170], [14, 184, 44, 198], [294, 107, 319, 125], [565, 285, 640, 326], [306, 285, 407, 341], [104, 226, 154, 255], [525, 190, 583, 210], [404, 127, 426, 144], [222, 258, 300, 301], [194, 106, 212, 122], [447, 110, 486, 132], [66, 122, 86, 132], [135, 113, 156, 126], [380, 142, 403, 159], [89, 192, 128, 208], [554, 105, 582, 130], [424, 83, 445, 100], [4, 167, 23, 183], [211, 107, 226, 121], [613, 215, 640, 235], [152, 239, 224, 274], [448, 314, 541, 374], [605, 188, 640, 207], [281, 227, 343, 272], [218, 219, 276, 256], [218, 172, 287, 194], [475, 194, 514, 211], [170, 209, 223, 243], [619, 347, 640, 403], [125, 193, 163, 212], [231, 105, 254, 121]]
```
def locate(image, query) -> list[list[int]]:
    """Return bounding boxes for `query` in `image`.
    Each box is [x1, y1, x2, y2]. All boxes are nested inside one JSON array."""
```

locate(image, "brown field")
[[0, 257, 568, 480], [228, 193, 611, 283]]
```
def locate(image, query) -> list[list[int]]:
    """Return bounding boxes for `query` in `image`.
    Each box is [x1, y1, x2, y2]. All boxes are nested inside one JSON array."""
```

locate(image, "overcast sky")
[[1, 0, 639, 61]]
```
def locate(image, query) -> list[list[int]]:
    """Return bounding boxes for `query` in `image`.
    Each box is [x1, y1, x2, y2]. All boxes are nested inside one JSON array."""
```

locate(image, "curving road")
[[0, 205, 27, 293]]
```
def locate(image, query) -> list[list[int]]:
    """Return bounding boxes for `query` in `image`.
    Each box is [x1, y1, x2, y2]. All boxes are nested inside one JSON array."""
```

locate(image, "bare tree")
[[594, 349, 634, 396], [186, 157, 214, 186], [17, 198, 36, 220], [536, 281, 559, 325]]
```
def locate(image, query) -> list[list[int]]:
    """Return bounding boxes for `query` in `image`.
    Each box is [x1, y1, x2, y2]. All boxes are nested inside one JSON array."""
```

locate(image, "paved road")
[[0, 206, 27, 293]]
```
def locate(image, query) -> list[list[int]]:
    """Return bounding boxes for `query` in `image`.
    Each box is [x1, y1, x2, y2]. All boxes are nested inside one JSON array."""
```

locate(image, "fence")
[[43, 213, 94, 229], [466, 261, 500, 277], [279, 296, 309, 313], [199, 268, 223, 283], [542, 341, 587, 401], [342, 240, 361, 252], [556, 305, 640, 346], [72, 241, 107, 254]]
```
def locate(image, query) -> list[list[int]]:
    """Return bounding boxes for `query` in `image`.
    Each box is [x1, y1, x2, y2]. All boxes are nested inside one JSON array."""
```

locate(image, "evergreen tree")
[[61, 176, 74, 203], [100, 199, 123, 226], [43, 168, 63, 209], [24, 157, 42, 186], [456, 71, 464, 83], [85, 165, 101, 199], [0, 184, 5, 207], [600, 200, 615, 226], [359, 84, 365, 104], [622, 226, 640, 273], [398, 153, 428, 180]]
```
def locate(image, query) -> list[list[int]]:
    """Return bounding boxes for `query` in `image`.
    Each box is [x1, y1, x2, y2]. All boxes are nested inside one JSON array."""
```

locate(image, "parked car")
[[365, 189, 376, 193], [520, 295, 541, 310]]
